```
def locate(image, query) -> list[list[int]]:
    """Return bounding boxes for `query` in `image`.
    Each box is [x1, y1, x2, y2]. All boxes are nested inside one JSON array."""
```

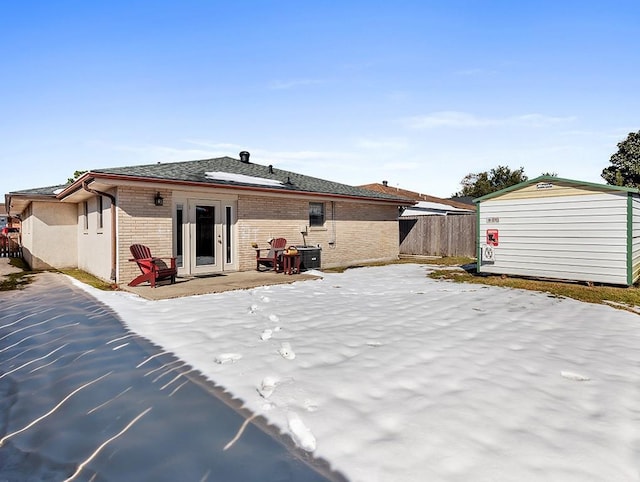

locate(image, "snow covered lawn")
[[77, 264, 640, 482]]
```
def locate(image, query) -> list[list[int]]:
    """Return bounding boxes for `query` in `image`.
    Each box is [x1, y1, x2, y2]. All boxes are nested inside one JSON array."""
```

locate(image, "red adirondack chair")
[[256, 237, 287, 272], [128, 244, 177, 288]]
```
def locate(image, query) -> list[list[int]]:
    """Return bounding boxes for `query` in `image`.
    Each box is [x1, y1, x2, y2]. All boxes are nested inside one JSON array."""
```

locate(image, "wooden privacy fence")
[[0, 236, 22, 258], [399, 215, 477, 258]]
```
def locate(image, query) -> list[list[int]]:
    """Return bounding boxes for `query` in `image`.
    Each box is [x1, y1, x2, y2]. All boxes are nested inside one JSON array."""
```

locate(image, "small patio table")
[[282, 253, 301, 275]]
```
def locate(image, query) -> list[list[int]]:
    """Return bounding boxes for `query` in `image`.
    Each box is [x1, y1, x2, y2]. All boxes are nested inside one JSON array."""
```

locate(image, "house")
[[0, 205, 7, 230], [359, 181, 476, 214], [5, 152, 412, 285], [476, 176, 640, 286], [0, 203, 21, 230]]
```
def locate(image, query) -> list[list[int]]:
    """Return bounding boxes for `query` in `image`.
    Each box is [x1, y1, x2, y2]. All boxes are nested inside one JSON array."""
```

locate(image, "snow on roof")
[[204, 171, 284, 187], [401, 200, 474, 216]]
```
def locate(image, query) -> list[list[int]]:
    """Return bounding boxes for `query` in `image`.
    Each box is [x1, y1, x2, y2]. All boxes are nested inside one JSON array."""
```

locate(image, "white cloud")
[[403, 111, 576, 129]]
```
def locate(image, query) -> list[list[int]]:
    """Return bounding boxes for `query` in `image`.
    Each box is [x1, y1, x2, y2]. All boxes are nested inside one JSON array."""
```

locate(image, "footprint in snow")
[[261, 296, 271, 303], [561, 371, 590, 382], [279, 342, 296, 360], [304, 399, 318, 412], [287, 412, 316, 452], [215, 353, 242, 364], [249, 304, 259, 314], [269, 314, 280, 322], [257, 376, 278, 398], [260, 329, 273, 341]]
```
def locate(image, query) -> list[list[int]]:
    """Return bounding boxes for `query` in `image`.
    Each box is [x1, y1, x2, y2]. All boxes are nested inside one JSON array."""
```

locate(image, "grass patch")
[[322, 256, 476, 273], [406, 255, 476, 267], [0, 257, 36, 291], [0, 271, 36, 291], [0, 261, 118, 292], [57, 268, 118, 291], [9, 257, 29, 270], [429, 266, 640, 312], [0, 256, 118, 293]]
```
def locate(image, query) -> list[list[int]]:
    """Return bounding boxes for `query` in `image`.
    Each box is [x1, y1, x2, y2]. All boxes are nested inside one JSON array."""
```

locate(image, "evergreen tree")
[[601, 131, 640, 187], [453, 165, 527, 198]]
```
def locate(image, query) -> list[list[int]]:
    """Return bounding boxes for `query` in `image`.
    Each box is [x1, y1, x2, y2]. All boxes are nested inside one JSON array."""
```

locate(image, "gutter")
[[82, 180, 117, 282]]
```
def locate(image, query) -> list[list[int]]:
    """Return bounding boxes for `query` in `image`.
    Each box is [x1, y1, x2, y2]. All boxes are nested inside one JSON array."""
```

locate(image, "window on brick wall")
[[309, 202, 325, 227]]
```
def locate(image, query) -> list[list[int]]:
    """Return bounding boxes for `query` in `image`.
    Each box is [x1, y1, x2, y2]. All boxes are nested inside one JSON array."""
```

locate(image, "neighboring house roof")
[[448, 195, 475, 206], [400, 200, 474, 217], [359, 182, 476, 211], [6, 155, 413, 215], [473, 175, 640, 203]]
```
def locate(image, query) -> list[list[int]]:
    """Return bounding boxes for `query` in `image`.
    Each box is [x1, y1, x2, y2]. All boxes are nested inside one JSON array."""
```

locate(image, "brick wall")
[[117, 186, 173, 284], [237, 194, 399, 270], [115, 187, 400, 280]]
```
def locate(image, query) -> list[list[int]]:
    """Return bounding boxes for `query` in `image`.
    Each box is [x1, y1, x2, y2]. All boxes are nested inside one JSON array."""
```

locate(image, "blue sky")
[[2, 1, 639, 199]]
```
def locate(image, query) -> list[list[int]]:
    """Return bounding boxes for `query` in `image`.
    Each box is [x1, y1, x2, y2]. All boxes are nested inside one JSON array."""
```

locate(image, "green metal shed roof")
[[473, 175, 640, 203]]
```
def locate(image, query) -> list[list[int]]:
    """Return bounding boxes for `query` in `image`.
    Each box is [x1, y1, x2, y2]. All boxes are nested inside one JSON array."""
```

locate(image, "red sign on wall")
[[486, 229, 499, 246]]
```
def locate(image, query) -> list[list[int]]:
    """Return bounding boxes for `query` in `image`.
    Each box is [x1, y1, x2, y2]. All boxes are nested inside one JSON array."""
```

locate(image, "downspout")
[[82, 180, 117, 282]]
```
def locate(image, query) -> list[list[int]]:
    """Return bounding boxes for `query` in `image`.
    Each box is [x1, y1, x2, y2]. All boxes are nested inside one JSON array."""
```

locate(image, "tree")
[[453, 165, 528, 198], [601, 130, 640, 187], [66, 170, 87, 184]]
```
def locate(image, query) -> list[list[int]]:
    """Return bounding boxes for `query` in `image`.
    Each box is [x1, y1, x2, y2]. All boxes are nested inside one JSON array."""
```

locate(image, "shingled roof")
[[9, 184, 70, 196], [358, 182, 476, 211], [87, 156, 410, 203]]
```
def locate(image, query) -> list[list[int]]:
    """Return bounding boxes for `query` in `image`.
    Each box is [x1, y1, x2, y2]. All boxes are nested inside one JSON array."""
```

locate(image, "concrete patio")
[[1, 257, 322, 301], [119, 269, 323, 300]]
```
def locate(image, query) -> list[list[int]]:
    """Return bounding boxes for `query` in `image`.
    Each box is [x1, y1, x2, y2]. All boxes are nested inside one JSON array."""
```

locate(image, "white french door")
[[189, 200, 222, 275], [174, 197, 236, 277]]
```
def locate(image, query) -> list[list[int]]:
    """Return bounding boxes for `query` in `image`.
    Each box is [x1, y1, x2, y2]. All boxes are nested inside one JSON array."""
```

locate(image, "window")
[[309, 202, 325, 227], [83, 201, 89, 230], [225, 206, 233, 264], [175, 204, 183, 268], [97, 197, 104, 229]]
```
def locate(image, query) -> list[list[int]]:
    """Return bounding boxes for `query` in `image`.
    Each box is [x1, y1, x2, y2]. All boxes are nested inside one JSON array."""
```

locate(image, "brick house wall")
[[237, 194, 399, 270], [117, 186, 173, 284], [114, 187, 400, 283]]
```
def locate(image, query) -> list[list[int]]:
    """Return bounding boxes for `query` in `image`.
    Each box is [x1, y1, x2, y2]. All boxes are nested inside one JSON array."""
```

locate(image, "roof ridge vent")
[[239, 151, 250, 163]]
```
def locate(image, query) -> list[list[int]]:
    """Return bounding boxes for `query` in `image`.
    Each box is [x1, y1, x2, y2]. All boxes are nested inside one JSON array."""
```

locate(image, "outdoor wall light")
[[154, 192, 164, 206]]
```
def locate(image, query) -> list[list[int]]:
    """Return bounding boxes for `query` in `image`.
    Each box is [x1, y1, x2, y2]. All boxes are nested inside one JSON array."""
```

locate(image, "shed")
[[475, 176, 640, 286]]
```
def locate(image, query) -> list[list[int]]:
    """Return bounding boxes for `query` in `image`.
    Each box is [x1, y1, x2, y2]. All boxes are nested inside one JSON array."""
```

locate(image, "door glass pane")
[[176, 204, 183, 268], [225, 206, 232, 264], [195, 205, 215, 266]]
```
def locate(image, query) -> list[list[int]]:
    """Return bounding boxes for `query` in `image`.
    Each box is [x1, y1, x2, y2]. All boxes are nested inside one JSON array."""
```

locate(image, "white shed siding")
[[631, 194, 640, 283], [479, 192, 630, 285]]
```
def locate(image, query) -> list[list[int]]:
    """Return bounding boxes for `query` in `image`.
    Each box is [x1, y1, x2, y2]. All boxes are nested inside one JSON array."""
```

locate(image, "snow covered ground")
[[75, 264, 640, 482]]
